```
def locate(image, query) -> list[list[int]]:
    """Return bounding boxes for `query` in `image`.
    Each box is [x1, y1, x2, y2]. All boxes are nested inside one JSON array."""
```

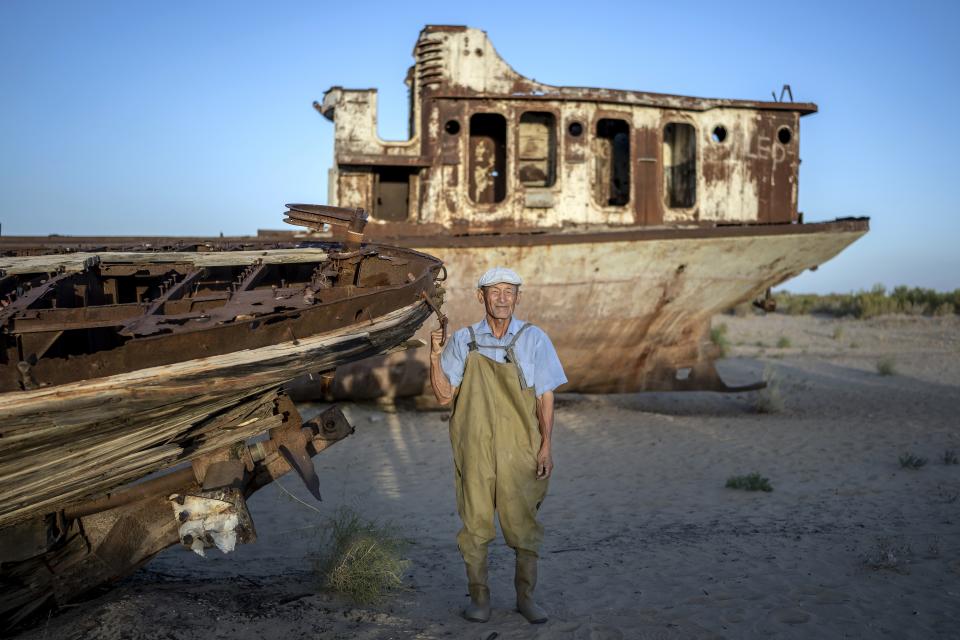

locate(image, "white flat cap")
[[478, 266, 522, 288]]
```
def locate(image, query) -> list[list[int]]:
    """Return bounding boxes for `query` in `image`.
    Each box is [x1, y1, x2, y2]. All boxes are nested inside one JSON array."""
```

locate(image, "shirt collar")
[[474, 316, 524, 338]]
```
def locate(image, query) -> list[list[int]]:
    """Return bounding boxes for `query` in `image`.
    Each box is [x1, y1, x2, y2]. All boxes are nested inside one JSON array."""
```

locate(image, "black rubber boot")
[[515, 550, 548, 624], [464, 559, 491, 622]]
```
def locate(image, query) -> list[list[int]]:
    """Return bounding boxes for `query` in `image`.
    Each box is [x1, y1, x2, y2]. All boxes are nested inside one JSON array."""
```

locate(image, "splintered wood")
[[0, 301, 429, 528], [0, 248, 330, 275]]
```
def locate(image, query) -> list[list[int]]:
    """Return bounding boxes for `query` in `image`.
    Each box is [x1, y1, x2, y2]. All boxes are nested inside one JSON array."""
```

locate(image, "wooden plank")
[[0, 300, 429, 527], [0, 249, 331, 275]]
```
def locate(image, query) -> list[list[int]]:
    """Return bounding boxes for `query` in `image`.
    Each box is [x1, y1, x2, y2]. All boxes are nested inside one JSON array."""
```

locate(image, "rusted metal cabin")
[[321, 25, 811, 230], [317, 25, 868, 397]]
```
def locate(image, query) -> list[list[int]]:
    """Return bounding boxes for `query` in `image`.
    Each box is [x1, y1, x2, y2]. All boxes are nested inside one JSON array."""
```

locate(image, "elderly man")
[[430, 267, 566, 624]]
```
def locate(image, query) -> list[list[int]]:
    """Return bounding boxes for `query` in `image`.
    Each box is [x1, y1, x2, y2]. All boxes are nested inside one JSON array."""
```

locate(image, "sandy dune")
[[13, 314, 960, 639]]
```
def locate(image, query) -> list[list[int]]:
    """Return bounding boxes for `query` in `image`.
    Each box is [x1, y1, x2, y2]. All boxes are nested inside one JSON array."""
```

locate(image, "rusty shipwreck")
[[0, 206, 444, 628], [314, 25, 868, 397]]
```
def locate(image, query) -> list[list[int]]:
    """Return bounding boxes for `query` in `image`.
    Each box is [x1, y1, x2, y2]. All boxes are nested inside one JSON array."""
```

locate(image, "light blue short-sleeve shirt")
[[440, 317, 567, 397]]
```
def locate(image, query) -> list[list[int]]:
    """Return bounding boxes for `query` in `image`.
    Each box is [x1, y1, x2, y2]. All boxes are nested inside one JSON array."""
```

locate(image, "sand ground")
[[14, 314, 960, 639]]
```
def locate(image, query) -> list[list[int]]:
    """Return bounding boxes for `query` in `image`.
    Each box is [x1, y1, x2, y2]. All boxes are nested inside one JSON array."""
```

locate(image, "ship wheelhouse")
[[319, 25, 814, 233]]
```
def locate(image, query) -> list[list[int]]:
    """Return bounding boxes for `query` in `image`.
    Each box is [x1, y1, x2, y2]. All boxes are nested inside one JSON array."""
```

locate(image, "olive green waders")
[[449, 324, 549, 623]]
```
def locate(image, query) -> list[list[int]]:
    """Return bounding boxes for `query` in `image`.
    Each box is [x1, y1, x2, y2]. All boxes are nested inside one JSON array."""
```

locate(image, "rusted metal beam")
[[119, 268, 204, 336], [0, 269, 79, 324]]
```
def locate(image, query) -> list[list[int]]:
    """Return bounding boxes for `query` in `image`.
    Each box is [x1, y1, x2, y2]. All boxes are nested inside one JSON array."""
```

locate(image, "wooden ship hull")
[[0, 223, 445, 628]]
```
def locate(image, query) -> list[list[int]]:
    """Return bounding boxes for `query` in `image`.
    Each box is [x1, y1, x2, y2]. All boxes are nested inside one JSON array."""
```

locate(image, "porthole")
[[711, 125, 727, 143], [568, 121, 583, 137], [444, 120, 461, 135], [777, 126, 793, 144]]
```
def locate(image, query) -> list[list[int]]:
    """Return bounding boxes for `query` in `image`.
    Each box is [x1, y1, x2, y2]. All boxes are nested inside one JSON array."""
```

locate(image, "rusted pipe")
[[62, 467, 196, 520], [420, 290, 447, 346]]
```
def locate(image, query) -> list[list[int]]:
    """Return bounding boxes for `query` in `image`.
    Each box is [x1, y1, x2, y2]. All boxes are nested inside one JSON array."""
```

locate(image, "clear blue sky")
[[1, 1, 957, 293]]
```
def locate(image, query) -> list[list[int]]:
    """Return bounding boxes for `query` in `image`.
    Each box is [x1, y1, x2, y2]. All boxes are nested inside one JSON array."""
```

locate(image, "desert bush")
[[942, 449, 959, 465], [313, 506, 410, 604], [725, 472, 773, 492], [710, 323, 730, 358], [832, 325, 844, 340], [776, 285, 960, 318], [876, 357, 896, 376], [776, 336, 791, 348], [898, 452, 928, 470]]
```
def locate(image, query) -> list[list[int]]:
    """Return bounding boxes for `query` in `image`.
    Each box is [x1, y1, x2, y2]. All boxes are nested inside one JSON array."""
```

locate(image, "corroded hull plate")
[[328, 220, 868, 397]]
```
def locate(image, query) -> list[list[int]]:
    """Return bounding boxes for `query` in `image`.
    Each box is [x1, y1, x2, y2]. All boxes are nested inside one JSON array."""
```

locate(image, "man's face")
[[477, 283, 519, 320]]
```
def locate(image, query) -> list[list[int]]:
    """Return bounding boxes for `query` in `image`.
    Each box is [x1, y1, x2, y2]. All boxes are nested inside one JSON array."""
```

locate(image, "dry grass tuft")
[[313, 506, 410, 604], [755, 366, 784, 414], [862, 536, 912, 573]]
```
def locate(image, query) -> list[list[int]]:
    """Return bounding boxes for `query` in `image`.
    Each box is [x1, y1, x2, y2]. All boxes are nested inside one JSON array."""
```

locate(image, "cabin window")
[[517, 112, 556, 188], [468, 113, 507, 204], [594, 118, 631, 206], [373, 167, 415, 221], [663, 122, 696, 209]]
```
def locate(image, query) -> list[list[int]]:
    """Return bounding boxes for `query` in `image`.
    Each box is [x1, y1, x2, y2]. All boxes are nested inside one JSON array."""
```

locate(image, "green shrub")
[[314, 507, 410, 604], [776, 336, 791, 348], [725, 472, 773, 492], [832, 325, 844, 340], [710, 323, 730, 358], [942, 449, 959, 465], [898, 452, 928, 470], [876, 357, 896, 376], [775, 286, 960, 318]]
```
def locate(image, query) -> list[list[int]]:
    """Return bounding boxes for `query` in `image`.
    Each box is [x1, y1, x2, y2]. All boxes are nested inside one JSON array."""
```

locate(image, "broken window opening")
[[663, 122, 697, 209], [517, 112, 556, 188], [594, 118, 631, 206], [468, 113, 507, 204], [373, 167, 415, 222]]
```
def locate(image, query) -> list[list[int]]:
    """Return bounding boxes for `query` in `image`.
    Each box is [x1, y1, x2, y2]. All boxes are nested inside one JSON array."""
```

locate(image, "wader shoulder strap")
[[506, 322, 533, 349], [505, 323, 533, 390], [468, 322, 533, 358]]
